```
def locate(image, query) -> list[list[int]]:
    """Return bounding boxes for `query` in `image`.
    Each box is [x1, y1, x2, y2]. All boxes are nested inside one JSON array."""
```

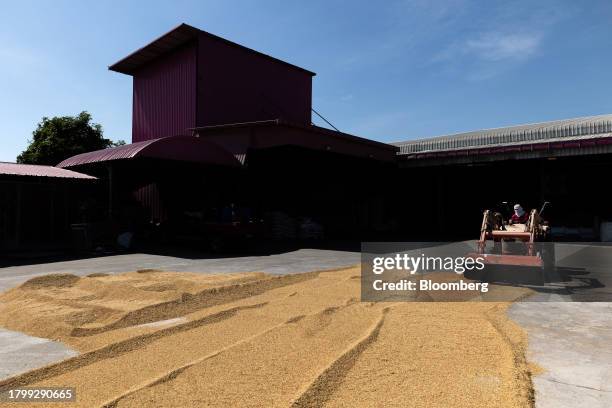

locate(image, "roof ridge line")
[[393, 113, 612, 145]]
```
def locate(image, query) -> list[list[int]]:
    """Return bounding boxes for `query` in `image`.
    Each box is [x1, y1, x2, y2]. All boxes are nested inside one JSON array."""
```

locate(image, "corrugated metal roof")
[[394, 114, 612, 155], [109, 23, 316, 76], [0, 162, 96, 179], [57, 139, 158, 167], [57, 135, 242, 168]]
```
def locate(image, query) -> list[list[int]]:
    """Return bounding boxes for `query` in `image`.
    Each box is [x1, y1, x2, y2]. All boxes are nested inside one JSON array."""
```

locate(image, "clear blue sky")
[[2, 0, 612, 162]]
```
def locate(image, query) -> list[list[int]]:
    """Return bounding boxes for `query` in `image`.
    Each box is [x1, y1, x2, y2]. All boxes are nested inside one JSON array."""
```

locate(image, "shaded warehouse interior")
[[0, 163, 97, 252], [393, 116, 612, 241]]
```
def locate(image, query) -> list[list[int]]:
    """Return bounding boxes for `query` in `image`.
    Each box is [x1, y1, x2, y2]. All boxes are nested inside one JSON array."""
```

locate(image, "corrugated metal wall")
[[134, 182, 165, 222], [132, 43, 197, 142], [197, 33, 312, 127]]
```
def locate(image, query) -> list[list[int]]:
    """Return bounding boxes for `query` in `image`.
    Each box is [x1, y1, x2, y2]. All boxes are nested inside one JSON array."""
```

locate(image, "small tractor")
[[466, 202, 554, 285]]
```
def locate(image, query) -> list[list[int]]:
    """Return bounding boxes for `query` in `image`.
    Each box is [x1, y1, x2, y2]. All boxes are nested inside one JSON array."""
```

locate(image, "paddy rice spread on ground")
[[0, 267, 538, 407]]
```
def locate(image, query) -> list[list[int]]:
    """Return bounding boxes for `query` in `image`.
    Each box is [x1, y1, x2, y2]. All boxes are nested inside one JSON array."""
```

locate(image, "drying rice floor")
[[0, 267, 539, 407]]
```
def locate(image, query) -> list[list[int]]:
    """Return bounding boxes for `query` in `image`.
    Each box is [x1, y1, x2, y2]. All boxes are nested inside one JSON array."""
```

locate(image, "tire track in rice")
[[290, 306, 391, 408], [0, 302, 268, 391], [100, 301, 366, 408], [98, 315, 307, 408]]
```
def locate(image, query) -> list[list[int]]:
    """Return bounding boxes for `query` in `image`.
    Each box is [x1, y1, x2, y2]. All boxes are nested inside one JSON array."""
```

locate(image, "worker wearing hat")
[[509, 204, 529, 224]]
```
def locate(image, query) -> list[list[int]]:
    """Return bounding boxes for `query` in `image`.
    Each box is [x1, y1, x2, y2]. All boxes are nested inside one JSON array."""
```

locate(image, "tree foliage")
[[16, 111, 125, 165]]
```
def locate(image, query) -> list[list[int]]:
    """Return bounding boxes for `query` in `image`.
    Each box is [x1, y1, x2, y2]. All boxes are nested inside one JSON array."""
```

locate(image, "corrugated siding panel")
[[132, 44, 197, 142], [134, 183, 166, 222]]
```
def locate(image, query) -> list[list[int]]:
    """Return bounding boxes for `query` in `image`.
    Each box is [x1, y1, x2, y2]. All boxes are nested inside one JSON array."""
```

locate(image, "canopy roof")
[[57, 135, 242, 168]]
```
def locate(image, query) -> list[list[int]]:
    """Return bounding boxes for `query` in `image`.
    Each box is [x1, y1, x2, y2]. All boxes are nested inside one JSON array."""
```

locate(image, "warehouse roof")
[[0, 162, 96, 179], [109, 23, 316, 76], [394, 114, 612, 156]]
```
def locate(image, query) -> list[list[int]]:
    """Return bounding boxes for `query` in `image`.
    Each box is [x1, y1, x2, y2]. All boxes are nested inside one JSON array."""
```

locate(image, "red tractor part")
[[465, 208, 553, 285]]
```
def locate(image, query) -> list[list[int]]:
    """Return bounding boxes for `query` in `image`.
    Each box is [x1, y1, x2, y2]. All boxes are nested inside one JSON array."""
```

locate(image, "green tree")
[[16, 111, 125, 165]]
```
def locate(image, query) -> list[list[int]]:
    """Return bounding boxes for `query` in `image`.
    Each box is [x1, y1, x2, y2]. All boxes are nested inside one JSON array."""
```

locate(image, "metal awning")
[[57, 135, 242, 168]]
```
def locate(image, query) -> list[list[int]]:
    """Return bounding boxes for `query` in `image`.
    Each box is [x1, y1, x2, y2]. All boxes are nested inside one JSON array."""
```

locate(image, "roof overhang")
[[109, 24, 200, 75], [57, 135, 243, 169], [394, 114, 612, 166], [190, 120, 398, 162], [109, 23, 316, 76], [398, 135, 612, 167], [394, 114, 612, 155]]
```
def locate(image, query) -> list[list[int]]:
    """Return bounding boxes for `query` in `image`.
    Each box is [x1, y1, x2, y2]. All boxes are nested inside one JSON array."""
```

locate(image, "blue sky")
[[1, 0, 612, 161]]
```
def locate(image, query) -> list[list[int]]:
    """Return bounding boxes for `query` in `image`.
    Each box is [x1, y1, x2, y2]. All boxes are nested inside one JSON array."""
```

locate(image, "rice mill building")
[[2, 23, 612, 253]]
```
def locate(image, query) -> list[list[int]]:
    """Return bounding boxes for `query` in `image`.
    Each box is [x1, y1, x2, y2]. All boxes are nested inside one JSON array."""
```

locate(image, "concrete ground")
[[509, 243, 612, 408], [0, 244, 611, 408], [0, 330, 78, 380], [510, 303, 612, 408]]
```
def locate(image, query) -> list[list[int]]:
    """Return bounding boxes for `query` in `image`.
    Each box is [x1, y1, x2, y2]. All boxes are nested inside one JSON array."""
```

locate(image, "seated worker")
[[509, 204, 529, 224]]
